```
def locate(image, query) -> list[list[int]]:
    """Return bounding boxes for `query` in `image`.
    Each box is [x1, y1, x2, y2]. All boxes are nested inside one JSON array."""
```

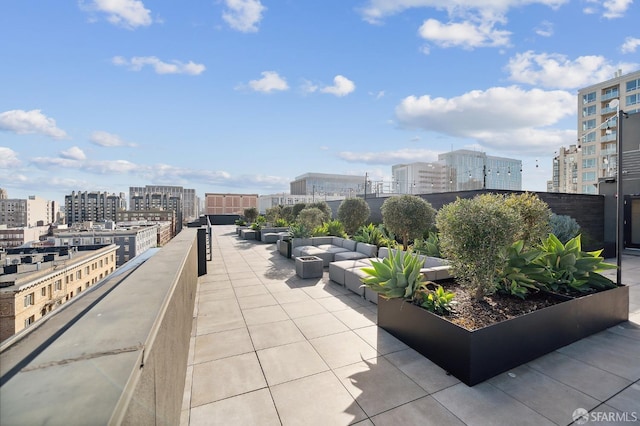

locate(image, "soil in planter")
[[435, 280, 564, 331]]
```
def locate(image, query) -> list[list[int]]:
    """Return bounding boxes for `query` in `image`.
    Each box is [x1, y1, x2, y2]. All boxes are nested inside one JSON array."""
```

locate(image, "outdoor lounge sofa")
[[291, 237, 378, 267], [329, 247, 452, 304]]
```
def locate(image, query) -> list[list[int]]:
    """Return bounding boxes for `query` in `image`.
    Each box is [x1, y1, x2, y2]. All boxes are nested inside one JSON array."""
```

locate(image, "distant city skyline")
[[1, 0, 638, 204]]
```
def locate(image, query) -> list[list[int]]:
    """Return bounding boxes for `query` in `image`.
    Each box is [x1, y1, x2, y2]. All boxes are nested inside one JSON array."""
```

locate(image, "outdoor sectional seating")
[[291, 237, 378, 267], [329, 247, 452, 304]]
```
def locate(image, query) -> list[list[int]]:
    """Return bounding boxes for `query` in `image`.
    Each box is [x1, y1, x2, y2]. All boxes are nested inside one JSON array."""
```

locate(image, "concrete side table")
[[295, 256, 323, 279]]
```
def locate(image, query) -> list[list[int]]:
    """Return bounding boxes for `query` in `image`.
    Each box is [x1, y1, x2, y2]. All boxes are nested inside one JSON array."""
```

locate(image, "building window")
[[582, 105, 596, 117], [582, 92, 596, 104], [582, 144, 596, 155], [626, 79, 639, 92], [41, 287, 46, 297], [582, 158, 596, 168], [24, 293, 34, 307], [626, 93, 639, 106], [24, 315, 35, 328], [582, 171, 596, 181], [582, 119, 596, 131], [76, 271, 82, 280], [85, 266, 90, 274], [55, 280, 62, 291]]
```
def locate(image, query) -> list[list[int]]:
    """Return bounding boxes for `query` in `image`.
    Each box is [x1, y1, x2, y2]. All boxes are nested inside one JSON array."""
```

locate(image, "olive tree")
[[297, 207, 325, 232], [337, 197, 370, 235], [503, 192, 551, 249], [308, 201, 332, 222], [380, 195, 436, 251], [243, 207, 259, 223], [436, 193, 520, 301]]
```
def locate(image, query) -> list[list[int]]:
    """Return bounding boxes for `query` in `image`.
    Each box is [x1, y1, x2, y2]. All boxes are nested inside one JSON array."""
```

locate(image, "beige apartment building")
[[0, 244, 118, 342], [205, 193, 258, 215], [575, 69, 640, 194]]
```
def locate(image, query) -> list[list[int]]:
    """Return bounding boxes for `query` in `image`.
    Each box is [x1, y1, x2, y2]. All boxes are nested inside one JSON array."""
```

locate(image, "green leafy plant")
[[381, 195, 436, 251], [324, 219, 348, 237], [353, 223, 383, 245], [243, 207, 259, 224], [504, 192, 551, 249], [234, 219, 246, 226], [412, 231, 441, 257], [274, 218, 288, 227], [308, 201, 333, 223], [549, 214, 581, 244], [436, 193, 520, 301], [250, 215, 266, 230], [414, 282, 456, 314], [360, 250, 425, 299], [531, 234, 617, 294], [495, 240, 545, 299], [337, 197, 370, 235], [297, 207, 325, 232], [288, 223, 311, 238]]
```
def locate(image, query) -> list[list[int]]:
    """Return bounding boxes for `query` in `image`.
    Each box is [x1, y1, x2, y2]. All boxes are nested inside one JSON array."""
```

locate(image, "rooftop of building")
[[1, 227, 637, 425]]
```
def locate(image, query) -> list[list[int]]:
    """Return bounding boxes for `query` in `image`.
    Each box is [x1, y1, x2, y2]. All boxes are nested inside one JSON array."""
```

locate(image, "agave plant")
[[313, 220, 347, 237], [495, 240, 545, 299], [354, 223, 397, 248], [288, 222, 311, 239], [360, 250, 425, 299], [531, 234, 617, 293], [412, 231, 441, 257], [414, 282, 456, 314]]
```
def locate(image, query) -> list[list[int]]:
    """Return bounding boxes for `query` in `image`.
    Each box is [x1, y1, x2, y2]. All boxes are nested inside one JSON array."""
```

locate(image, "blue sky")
[[1, 0, 638, 204]]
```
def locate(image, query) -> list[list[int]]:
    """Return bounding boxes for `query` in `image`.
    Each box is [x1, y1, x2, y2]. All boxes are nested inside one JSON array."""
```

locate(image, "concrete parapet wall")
[[0, 229, 198, 426]]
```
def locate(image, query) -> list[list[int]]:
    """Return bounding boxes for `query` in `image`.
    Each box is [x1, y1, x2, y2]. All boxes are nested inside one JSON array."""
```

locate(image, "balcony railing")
[[601, 91, 619, 101]]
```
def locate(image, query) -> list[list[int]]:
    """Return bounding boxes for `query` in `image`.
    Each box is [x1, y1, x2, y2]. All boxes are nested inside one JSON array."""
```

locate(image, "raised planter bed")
[[377, 285, 629, 386]]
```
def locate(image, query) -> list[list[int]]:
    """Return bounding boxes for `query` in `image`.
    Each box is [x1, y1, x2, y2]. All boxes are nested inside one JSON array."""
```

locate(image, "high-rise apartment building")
[[129, 185, 198, 223], [576, 70, 640, 194], [549, 145, 580, 193], [0, 195, 52, 227], [438, 150, 522, 191], [64, 191, 126, 225]]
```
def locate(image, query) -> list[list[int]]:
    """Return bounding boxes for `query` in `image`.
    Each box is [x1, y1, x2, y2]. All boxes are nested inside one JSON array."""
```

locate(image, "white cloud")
[[418, 18, 511, 49], [506, 51, 639, 89], [621, 37, 640, 54], [534, 20, 553, 37], [222, 0, 266, 33], [82, 0, 153, 29], [358, 0, 567, 24], [0, 147, 20, 168], [60, 146, 86, 161], [321, 75, 356, 97], [112, 56, 206, 75], [90, 130, 136, 147], [339, 148, 440, 164], [247, 71, 289, 93], [395, 86, 575, 154], [0, 109, 68, 140], [300, 79, 319, 94], [602, 0, 632, 18]]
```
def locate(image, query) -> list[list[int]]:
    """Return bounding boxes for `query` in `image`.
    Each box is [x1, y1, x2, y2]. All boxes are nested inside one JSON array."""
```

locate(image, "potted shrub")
[[365, 193, 628, 386]]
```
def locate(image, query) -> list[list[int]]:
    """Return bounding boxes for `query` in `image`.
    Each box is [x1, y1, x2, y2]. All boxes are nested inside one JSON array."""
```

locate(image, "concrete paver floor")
[[181, 225, 640, 426]]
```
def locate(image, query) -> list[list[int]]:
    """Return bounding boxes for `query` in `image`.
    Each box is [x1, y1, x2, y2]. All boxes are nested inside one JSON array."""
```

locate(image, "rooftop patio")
[[181, 225, 640, 426]]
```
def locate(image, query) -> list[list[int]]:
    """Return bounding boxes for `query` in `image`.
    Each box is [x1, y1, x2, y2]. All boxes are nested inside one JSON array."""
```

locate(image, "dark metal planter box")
[[377, 285, 629, 386]]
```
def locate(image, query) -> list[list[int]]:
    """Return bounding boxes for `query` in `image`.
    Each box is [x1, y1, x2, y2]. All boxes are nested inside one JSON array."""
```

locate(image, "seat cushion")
[[334, 251, 368, 262]]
